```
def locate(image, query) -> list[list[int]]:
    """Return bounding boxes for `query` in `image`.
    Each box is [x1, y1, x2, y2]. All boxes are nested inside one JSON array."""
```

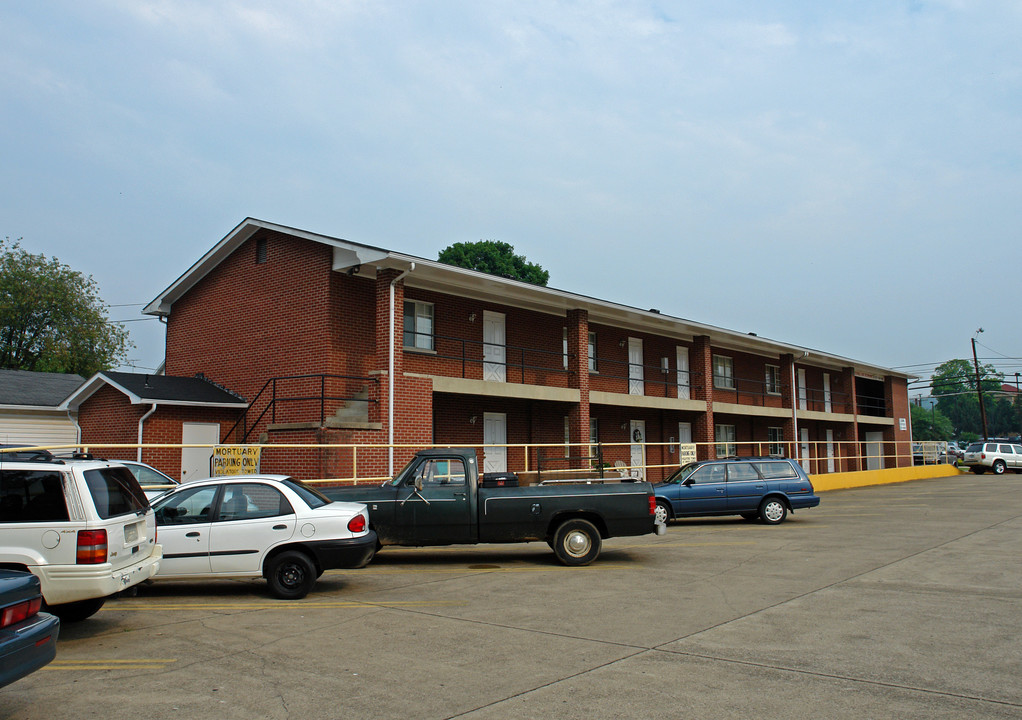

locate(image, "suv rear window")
[[0, 470, 70, 522], [82, 467, 149, 519]]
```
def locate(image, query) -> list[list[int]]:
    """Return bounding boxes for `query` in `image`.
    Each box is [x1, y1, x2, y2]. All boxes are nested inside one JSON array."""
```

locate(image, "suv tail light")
[[347, 514, 367, 533], [648, 496, 657, 516], [1, 597, 42, 628], [77, 529, 108, 564]]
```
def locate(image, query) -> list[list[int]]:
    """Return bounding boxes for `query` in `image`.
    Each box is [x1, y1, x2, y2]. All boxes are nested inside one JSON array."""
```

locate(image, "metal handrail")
[[224, 374, 379, 443]]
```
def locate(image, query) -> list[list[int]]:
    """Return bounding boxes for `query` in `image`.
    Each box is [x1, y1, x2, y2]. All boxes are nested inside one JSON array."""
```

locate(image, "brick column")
[[692, 335, 715, 460], [844, 367, 860, 471], [780, 353, 796, 459], [566, 310, 591, 467]]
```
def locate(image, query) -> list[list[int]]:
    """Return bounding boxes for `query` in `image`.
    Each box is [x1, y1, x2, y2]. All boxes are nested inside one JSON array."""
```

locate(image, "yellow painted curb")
[[811, 464, 962, 492]]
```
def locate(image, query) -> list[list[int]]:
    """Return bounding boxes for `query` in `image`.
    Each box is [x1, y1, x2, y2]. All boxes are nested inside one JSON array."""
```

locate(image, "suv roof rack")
[[0, 446, 59, 463]]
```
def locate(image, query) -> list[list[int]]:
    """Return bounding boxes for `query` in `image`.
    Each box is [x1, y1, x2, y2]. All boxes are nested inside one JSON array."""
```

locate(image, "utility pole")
[[972, 332, 989, 440]]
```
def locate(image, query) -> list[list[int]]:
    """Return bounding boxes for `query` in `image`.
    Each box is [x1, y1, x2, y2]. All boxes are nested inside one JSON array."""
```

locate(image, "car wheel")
[[992, 460, 1006, 475], [266, 550, 317, 599], [47, 598, 105, 622], [552, 519, 602, 566], [759, 497, 787, 525], [654, 500, 671, 525]]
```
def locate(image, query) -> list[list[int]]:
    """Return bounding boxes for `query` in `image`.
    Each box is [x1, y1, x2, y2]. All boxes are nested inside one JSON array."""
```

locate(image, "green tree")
[[910, 403, 953, 440], [438, 240, 549, 286], [0, 237, 131, 376], [931, 358, 1005, 438]]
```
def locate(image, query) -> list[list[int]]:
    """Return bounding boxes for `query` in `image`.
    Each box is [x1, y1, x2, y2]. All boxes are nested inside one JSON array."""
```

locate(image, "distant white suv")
[[0, 448, 162, 621], [962, 441, 1022, 474]]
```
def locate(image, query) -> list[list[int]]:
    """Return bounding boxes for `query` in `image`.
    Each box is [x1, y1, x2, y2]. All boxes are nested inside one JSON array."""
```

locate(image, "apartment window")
[[765, 365, 781, 395], [768, 427, 784, 456], [564, 416, 571, 458], [403, 301, 434, 350], [715, 424, 736, 458], [255, 237, 268, 264], [562, 330, 597, 372], [713, 355, 735, 389]]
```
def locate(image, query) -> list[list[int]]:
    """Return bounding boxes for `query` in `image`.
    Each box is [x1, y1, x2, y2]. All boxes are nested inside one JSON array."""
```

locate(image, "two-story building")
[[72, 218, 912, 482]]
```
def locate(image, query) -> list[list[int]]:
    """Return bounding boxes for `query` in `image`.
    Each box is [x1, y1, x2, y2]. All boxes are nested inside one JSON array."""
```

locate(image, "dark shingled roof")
[[0, 369, 86, 407], [100, 371, 247, 405]]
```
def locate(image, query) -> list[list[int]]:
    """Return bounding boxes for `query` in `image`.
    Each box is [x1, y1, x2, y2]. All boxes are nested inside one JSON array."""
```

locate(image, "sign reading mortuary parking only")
[[212, 445, 261, 476]]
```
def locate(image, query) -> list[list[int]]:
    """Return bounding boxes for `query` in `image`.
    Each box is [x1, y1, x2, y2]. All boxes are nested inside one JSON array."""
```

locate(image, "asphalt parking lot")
[[2, 472, 1020, 720]]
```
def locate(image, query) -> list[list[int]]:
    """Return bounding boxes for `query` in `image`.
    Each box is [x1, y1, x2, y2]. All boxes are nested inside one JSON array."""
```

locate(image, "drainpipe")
[[792, 351, 809, 462], [138, 404, 158, 462], [389, 262, 415, 476], [67, 408, 82, 448]]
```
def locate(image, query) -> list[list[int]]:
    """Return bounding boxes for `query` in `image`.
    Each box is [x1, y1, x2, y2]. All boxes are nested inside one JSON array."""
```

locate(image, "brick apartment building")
[[68, 218, 912, 482]]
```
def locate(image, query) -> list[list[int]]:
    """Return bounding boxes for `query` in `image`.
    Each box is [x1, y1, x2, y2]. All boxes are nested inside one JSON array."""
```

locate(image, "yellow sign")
[[678, 443, 697, 465], [212, 446, 261, 476]]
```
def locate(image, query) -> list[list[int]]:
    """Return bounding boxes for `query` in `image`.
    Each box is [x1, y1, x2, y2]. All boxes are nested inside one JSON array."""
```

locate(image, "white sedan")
[[150, 475, 377, 599]]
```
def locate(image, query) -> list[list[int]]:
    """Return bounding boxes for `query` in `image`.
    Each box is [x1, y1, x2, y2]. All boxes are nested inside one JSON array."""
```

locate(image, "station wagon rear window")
[[752, 461, 799, 479]]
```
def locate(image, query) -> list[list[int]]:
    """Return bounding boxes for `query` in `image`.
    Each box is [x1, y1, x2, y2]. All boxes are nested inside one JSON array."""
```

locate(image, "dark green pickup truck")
[[322, 448, 663, 566]]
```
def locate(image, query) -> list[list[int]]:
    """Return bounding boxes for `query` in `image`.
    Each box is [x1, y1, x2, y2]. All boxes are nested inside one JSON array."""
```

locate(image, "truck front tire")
[[552, 519, 602, 566]]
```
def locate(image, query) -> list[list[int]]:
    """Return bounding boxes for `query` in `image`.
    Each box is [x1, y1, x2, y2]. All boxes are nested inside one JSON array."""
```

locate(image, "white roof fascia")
[[386, 254, 910, 380]]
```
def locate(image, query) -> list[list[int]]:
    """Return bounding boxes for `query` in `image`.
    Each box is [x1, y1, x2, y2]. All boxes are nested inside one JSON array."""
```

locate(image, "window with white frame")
[[564, 416, 571, 458], [715, 424, 736, 457], [765, 365, 781, 395], [403, 301, 434, 350], [562, 328, 568, 369], [713, 355, 735, 389], [588, 331, 597, 372], [768, 427, 784, 456]]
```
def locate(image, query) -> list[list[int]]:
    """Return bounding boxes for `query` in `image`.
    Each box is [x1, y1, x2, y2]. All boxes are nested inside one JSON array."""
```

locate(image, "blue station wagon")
[[0, 569, 59, 688], [653, 457, 820, 525]]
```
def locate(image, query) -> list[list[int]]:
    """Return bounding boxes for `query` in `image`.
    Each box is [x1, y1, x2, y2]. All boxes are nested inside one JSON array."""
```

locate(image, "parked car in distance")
[[0, 569, 59, 688], [119, 460, 180, 501], [961, 441, 1022, 474], [0, 448, 162, 622], [653, 457, 820, 525], [150, 475, 377, 599]]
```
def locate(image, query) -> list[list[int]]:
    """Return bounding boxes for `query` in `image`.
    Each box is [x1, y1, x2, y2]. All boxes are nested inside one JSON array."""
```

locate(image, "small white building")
[[0, 369, 84, 448]]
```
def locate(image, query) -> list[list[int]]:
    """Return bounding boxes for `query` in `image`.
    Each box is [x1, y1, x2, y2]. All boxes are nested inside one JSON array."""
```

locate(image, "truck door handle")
[[453, 492, 466, 498], [186, 532, 200, 538]]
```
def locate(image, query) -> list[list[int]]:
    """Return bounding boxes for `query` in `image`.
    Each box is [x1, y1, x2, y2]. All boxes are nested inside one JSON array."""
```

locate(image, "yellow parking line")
[[113, 600, 467, 610], [44, 659, 176, 671]]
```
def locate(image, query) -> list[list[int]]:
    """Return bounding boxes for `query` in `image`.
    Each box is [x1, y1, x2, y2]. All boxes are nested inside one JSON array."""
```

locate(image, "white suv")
[[962, 441, 1022, 475], [0, 448, 162, 621]]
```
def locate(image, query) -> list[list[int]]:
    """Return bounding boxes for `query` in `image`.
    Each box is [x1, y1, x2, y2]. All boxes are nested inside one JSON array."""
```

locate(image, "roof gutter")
[[389, 262, 415, 476]]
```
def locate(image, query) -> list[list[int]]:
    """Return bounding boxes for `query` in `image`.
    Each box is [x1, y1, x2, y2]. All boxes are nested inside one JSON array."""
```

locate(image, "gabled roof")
[[0, 369, 86, 409], [61, 371, 248, 412], [143, 217, 913, 380]]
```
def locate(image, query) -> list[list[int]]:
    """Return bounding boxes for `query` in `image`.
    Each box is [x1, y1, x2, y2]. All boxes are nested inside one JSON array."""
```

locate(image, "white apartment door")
[[826, 429, 836, 473], [629, 420, 646, 479], [798, 369, 808, 410], [865, 431, 884, 471], [823, 373, 832, 413], [628, 338, 644, 395], [483, 412, 507, 473], [800, 427, 811, 473], [676, 346, 690, 399], [181, 422, 220, 482], [677, 422, 692, 444], [483, 311, 506, 383]]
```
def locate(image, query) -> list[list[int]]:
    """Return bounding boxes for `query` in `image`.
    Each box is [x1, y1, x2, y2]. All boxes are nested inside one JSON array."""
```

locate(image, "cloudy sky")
[[2, 1, 1020, 394]]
